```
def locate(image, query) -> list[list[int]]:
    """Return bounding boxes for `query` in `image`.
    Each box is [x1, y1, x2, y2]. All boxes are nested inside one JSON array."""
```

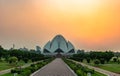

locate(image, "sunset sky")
[[0, 0, 120, 51]]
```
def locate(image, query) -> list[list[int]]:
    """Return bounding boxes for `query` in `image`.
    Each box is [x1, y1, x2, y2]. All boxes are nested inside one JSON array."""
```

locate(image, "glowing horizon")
[[0, 0, 120, 51]]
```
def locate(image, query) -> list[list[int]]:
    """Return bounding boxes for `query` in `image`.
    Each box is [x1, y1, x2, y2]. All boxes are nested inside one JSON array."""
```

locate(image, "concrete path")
[[71, 59, 120, 76], [31, 58, 77, 76]]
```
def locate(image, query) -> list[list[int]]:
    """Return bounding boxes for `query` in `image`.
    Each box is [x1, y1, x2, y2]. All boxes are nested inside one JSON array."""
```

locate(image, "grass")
[[83, 59, 120, 74], [0, 73, 29, 76], [97, 63, 120, 73], [0, 61, 13, 71], [0, 73, 21, 76], [0, 58, 54, 76], [0, 60, 31, 71], [92, 71, 106, 76]]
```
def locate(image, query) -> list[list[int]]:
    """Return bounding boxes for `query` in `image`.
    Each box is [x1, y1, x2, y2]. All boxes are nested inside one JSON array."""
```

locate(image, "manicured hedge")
[[63, 59, 95, 76]]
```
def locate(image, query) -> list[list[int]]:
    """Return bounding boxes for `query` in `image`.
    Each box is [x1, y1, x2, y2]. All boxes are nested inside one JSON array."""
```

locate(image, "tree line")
[[70, 51, 115, 64], [0, 45, 48, 64]]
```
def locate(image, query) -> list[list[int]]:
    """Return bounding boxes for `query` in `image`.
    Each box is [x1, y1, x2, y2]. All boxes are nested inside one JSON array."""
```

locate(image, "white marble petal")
[[43, 35, 75, 54]]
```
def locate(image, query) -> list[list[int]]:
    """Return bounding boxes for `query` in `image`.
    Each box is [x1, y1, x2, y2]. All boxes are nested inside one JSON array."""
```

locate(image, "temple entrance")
[[56, 52, 62, 58], [54, 48, 64, 58]]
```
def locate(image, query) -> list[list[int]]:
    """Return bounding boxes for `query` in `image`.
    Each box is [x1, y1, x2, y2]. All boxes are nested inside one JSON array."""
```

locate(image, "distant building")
[[9, 44, 15, 50], [77, 49, 85, 54], [19, 47, 28, 51], [30, 49, 36, 53], [43, 35, 75, 56], [36, 46, 41, 54]]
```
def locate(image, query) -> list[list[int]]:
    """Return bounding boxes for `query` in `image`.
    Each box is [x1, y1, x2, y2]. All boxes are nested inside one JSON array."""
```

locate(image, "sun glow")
[[34, 0, 102, 15], [1, 0, 120, 51]]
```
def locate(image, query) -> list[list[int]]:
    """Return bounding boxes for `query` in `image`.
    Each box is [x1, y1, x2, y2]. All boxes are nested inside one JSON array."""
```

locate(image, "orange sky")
[[0, 0, 120, 51]]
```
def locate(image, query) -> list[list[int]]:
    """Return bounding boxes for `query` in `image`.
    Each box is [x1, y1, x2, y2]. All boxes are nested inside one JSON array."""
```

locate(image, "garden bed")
[[1, 58, 54, 76], [63, 59, 107, 76]]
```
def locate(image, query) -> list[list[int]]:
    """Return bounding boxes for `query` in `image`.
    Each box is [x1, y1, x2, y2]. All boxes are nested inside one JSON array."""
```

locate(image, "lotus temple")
[[43, 35, 75, 56]]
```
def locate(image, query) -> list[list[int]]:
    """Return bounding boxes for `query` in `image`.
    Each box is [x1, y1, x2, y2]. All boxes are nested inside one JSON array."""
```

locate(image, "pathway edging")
[[31, 58, 76, 76], [64, 61, 78, 76], [30, 60, 54, 76]]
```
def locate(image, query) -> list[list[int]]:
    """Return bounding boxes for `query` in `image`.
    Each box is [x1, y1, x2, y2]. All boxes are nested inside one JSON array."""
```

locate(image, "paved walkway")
[[31, 58, 77, 76], [71, 59, 120, 76]]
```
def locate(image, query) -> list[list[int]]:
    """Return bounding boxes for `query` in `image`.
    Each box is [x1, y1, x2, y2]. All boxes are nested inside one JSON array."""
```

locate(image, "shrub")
[[9, 56, 18, 64], [94, 59, 100, 65], [113, 58, 117, 62], [31, 64, 35, 67], [37, 64, 42, 68], [100, 58, 105, 64], [23, 58, 29, 63], [76, 70, 82, 76], [10, 58, 53, 76], [11, 68, 22, 74], [17, 68, 22, 74], [30, 67, 36, 73], [31, 58, 35, 62], [118, 59, 120, 64], [84, 67, 94, 74], [86, 58, 91, 63], [63, 59, 97, 76], [11, 69, 16, 73], [73, 66, 78, 72], [79, 58, 84, 62], [21, 70, 31, 76]]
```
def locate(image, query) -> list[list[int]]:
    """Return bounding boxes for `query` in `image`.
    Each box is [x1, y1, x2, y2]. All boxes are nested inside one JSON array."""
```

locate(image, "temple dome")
[[43, 35, 75, 55]]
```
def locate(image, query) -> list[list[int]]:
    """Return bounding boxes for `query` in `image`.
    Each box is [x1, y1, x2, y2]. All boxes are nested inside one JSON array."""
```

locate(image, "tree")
[[23, 58, 29, 63], [0, 45, 4, 59], [90, 51, 114, 63], [100, 58, 105, 64], [71, 52, 85, 61], [105, 51, 114, 63], [113, 57, 117, 62], [9, 56, 18, 64], [86, 58, 91, 63], [94, 59, 100, 65], [118, 59, 120, 64], [9, 49, 23, 61]]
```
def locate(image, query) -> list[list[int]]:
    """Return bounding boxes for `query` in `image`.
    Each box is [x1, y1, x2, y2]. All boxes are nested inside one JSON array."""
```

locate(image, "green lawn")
[[0, 73, 13, 76], [92, 71, 106, 76], [0, 73, 21, 76], [0, 58, 54, 76], [0, 60, 31, 71], [97, 63, 120, 73], [0, 61, 13, 71], [83, 59, 120, 74]]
